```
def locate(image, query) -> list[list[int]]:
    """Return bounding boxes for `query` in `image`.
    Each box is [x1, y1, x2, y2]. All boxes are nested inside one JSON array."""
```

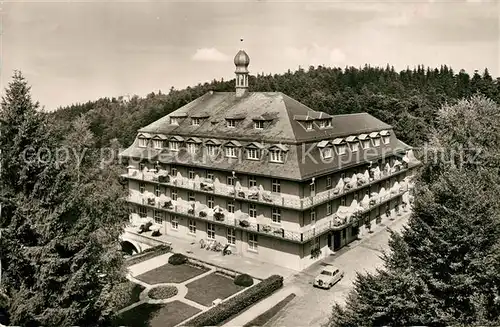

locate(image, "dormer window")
[[351, 142, 359, 152], [254, 121, 265, 129], [187, 143, 198, 154], [227, 119, 236, 128], [269, 150, 284, 163], [138, 138, 148, 147], [226, 146, 236, 158], [383, 136, 390, 144], [191, 118, 202, 126], [322, 147, 333, 159], [153, 139, 163, 149], [336, 144, 347, 155], [169, 141, 180, 151], [373, 137, 381, 147], [170, 117, 179, 125], [305, 121, 313, 130], [318, 119, 332, 129], [247, 148, 260, 160], [362, 140, 370, 149], [207, 145, 219, 156]]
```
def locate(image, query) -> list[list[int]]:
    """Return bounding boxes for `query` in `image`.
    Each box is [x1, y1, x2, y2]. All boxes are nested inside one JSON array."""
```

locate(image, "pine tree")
[[325, 96, 500, 327], [0, 73, 129, 326]]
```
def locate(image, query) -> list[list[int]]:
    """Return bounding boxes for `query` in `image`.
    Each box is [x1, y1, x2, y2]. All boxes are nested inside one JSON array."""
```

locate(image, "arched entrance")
[[121, 241, 139, 255]]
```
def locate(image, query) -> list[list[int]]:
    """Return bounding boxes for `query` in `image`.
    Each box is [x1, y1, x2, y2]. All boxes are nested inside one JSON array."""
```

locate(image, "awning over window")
[[332, 138, 345, 145], [369, 132, 380, 138], [380, 130, 390, 136], [358, 134, 369, 140], [345, 135, 358, 142], [317, 140, 331, 148]]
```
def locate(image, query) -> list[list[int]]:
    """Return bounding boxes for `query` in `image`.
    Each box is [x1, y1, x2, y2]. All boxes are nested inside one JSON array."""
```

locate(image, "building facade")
[[119, 50, 420, 271]]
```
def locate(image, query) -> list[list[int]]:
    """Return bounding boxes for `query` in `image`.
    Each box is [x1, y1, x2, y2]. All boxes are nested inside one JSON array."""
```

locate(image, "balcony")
[[123, 160, 418, 211], [127, 180, 413, 244]]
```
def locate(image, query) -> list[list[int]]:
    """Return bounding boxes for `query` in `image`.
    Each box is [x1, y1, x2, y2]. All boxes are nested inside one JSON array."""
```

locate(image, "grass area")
[[136, 263, 209, 284], [112, 301, 200, 327], [243, 293, 296, 327], [125, 245, 171, 267], [148, 286, 178, 300], [185, 272, 246, 306]]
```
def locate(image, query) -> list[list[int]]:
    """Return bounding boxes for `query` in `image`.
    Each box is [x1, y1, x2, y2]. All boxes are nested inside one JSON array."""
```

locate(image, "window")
[[383, 136, 390, 145], [188, 170, 195, 180], [207, 223, 215, 239], [171, 189, 178, 201], [139, 182, 146, 194], [340, 173, 346, 180], [206, 171, 214, 181], [310, 209, 316, 222], [207, 145, 219, 156], [272, 208, 281, 223], [207, 195, 214, 209], [373, 138, 381, 147], [139, 163, 145, 171], [248, 176, 257, 188], [188, 219, 196, 234], [319, 119, 332, 128], [247, 148, 260, 160], [336, 144, 347, 155], [227, 119, 236, 128], [188, 191, 195, 202], [310, 236, 319, 251], [170, 165, 177, 176], [171, 215, 179, 229], [225, 146, 236, 158], [170, 117, 179, 125], [154, 210, 164, 224], [272, 179, 281, 193], [153, 139, 163, 149], [305, 121, 313, 130], [139, 206, 147, 218], [138, 138, 148, 147], [351, 142, 359, 153], [340, 197, 346, 206], [227, 176, 235, 186], [310, 182, 315, 193], [248, 233, 258, 251], [249, 204, 257, 218], [155, 184, 161, 197], [227, 200, 235, 213], [322, 147, 333, 159], [353, 192, 358, 202], [227, 228, 236, 245], [169, 141, 180, 151], [187, 143, 198, 154], [269, 150, 284, 163], [191, 118, 201, 126], [327, 202, 332, 215], [254, 121, 264, 129], [362, 140, 370, 149], [326, 176, 332, 189]]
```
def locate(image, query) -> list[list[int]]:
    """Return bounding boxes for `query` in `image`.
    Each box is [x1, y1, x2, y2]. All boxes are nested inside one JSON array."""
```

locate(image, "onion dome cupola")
[[234, 49, 250, 97]]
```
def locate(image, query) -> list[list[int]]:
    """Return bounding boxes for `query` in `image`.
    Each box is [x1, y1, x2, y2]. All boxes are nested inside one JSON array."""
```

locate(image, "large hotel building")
[[120, 49, 420, 271]]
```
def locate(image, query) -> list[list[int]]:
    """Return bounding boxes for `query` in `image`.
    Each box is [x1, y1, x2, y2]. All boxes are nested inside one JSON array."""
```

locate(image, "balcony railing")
[[127, 182, 413, 244], [124, 161, 418, 211]]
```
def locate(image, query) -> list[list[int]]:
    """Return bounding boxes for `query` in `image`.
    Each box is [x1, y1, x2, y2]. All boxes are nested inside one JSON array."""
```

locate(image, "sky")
[[1, 0, 498, 111]]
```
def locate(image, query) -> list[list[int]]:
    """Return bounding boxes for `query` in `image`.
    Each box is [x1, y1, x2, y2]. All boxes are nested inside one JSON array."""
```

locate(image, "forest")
[[50, 65, 500, 148]]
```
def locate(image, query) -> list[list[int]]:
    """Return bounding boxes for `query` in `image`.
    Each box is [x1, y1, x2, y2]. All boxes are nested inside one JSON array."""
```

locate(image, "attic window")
[[170, 117, 179, 125], [254, 121, 265, 129], [383, 135, 390, 145], [227, 119, 236, 128], [269, 150, 284, 163], [372, 137, 381, 147], [351, 142, 359, 153], [305, 121, 313, 130], [247, 148, 260, 160], [362, 140, 370, 149], [336, 144, 347, 155], [318, 119, 332, 129], [169, 141, 180, 151], [153, 139, 163, 149], [322, 147, 333, 159], [191, 118, 202, 126], [138, 138, 148, 148], [226, 146, 237, 158], [206, 145, 219, 156]]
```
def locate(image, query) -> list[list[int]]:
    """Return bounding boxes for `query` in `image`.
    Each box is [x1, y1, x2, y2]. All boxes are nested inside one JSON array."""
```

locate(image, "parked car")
[[313, 265, 344, 289]]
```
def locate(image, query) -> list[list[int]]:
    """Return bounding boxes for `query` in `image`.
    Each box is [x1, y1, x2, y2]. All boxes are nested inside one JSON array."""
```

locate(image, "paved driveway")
[[265, 216, 409, 327]]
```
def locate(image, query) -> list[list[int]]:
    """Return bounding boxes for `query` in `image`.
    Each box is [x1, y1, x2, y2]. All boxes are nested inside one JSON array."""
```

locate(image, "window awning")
[[369, 132, 380, 138], [317, 140, 331, 148], [380, 130, 390, 136], [345, 135, 358, 142], [332, 138, 345, 145], [358, 134, 369, 140]]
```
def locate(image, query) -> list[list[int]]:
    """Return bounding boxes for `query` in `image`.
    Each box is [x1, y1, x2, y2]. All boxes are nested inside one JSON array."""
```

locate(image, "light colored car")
[[313, 265, 344, 289]]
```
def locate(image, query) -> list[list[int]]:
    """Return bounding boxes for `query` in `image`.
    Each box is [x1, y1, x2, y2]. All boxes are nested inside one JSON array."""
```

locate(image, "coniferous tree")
[[326, 96, 500, 327]]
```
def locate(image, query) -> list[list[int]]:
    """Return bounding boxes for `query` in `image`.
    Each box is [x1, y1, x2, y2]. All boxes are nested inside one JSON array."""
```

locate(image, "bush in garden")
[[168, 253, 188, 265], [234, 274, 254, 287]]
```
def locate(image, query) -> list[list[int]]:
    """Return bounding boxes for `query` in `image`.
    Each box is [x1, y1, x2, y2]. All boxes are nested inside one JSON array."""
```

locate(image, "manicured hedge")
[[168, 253, 188, 265], [234, 274, 254, 287], [181, 275, 283, 327], [125, 244, 172, 267]]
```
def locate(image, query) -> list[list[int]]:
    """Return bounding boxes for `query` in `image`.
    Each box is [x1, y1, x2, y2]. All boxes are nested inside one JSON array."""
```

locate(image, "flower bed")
[[148, 286, 178, 300]]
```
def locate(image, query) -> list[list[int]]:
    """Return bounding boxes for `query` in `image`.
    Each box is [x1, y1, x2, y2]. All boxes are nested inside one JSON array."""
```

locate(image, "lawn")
[[112, 301, 200, 327], [243, 293, 296, 327], [185, 272, 247, 306], [136, 263, 209, 284]]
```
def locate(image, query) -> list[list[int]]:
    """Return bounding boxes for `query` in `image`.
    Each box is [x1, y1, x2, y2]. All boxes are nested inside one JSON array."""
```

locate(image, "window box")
[[239, 220, 250, 228], [188, 208, 195, 215], [262, 225, 272, 233], [200, 182, 214, 192], [162, 200, 173, 209], [158, 175, 170, 183], [147, 198, 156, 206], [369, 199, 377, 206], [237, 191, 246, 198], [214, 211, 225, 221], [199, 211, 207, 217]]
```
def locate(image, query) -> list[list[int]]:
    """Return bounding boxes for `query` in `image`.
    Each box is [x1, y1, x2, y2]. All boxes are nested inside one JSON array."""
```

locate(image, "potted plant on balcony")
[[310, 247, 321, 259], [239, 220, 250, 228], [162, 200, 173, 209], [199, 211, 207, 217], [369, 199, 377, 206], [139, 221, 153, 234], [158, 175, 170, 183], [238, 191, 246, 198], [147, 198, 155, 206], [188, 207, 195, 215], [214, 211, 225, 221], [262, 225, 272, 233]]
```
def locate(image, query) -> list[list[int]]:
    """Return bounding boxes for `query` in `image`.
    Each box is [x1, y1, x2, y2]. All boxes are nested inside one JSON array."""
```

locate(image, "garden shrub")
[[168, 253, 188, 265], [182, 275, 283, 327], [148, 286, 178, 300], [234, 274, 254, 287], [125, 244, 172, 267]]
